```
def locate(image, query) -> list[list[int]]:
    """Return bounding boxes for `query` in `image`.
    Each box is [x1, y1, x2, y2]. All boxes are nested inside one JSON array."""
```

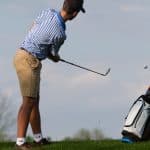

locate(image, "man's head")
[[62, 0, 85, 21]]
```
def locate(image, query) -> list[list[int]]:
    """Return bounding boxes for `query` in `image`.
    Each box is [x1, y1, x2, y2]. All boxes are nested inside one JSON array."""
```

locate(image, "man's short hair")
[[63, 0, 85, 14]]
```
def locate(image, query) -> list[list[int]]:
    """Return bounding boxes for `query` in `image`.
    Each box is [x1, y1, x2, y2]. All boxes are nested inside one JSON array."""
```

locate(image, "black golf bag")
[[121, 95, 150, 142]]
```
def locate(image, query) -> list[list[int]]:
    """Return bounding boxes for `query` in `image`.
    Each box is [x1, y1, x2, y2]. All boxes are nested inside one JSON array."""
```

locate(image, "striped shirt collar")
[[55, 11, 66, 31]]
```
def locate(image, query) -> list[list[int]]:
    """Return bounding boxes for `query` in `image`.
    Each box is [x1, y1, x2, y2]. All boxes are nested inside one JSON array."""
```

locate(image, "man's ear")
[[72, 11, 79, 18]]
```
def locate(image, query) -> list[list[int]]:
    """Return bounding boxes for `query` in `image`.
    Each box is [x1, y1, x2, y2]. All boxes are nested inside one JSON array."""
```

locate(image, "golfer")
[[14, 0, 85, 149]]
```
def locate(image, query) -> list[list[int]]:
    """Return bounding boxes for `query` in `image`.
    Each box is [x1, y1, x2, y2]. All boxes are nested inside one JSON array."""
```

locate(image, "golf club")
[[60, 58, 111, 76]]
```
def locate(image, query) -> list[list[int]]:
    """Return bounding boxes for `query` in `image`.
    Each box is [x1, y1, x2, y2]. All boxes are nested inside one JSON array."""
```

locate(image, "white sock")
[[16, 138, 26, 146], [33, 133, 43, 142]]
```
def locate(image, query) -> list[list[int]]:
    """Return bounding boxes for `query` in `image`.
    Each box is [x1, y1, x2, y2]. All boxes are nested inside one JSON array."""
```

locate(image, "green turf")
[[1, 140, 150, 150]]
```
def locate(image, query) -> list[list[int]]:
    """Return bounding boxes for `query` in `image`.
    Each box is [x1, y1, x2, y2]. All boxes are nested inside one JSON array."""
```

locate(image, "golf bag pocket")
[[122, 95, 150, 142]]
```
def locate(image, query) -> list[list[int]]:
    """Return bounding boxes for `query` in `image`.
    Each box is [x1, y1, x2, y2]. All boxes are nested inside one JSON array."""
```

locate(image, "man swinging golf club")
[[14, 0, 85, 149]]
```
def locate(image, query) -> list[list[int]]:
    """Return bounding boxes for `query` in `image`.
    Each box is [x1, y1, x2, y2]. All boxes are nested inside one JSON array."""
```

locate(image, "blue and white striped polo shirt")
[[21, 8, 66, 60]]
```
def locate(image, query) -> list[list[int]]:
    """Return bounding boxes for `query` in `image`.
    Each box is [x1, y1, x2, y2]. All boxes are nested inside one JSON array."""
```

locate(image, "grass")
[[1, 140, 150, 150]]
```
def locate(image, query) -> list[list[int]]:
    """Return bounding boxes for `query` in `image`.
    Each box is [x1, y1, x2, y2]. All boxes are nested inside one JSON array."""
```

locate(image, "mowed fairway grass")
[[1, 140, 150, 150]]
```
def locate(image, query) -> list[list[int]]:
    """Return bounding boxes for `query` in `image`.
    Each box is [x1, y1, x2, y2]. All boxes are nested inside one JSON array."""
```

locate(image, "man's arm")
[[48, 37, 64, 62]]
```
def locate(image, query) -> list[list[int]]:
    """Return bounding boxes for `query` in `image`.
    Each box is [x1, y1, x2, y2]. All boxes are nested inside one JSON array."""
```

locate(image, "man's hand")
[[48, 53, 60, 63]]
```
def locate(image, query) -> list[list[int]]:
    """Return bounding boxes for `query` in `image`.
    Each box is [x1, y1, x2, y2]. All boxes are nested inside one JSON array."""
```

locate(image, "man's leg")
[[17, 96, 36, 143], [29, 95, 50, 145], [30, 95, 42, 137]]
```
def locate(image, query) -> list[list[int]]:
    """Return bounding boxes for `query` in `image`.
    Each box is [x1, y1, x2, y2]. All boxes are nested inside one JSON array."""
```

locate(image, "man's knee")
[[22, 96, 37, 109]]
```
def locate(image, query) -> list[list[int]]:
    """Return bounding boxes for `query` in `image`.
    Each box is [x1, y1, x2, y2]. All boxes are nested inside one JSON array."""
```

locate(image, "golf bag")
[[121, 95, 150, 142]]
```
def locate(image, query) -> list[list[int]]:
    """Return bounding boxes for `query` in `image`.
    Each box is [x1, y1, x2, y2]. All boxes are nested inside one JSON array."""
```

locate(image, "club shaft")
[[60, 59, 110, 76]]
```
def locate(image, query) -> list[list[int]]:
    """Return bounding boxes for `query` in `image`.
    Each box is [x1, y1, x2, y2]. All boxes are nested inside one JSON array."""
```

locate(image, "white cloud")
[[1, 87, 14, 98], [122, 82, 146, 96], [69, 72, 110, 87], [120, 4, 145, 12], [41, 62, 111, 90]]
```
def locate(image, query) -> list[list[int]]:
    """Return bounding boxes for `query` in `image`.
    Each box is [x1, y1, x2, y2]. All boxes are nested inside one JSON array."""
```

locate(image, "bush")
[[63, 128, 106, 141]]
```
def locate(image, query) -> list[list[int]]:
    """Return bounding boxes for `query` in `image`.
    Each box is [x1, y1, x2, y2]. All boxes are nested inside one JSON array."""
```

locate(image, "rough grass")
[[1, 140, 150, 150]]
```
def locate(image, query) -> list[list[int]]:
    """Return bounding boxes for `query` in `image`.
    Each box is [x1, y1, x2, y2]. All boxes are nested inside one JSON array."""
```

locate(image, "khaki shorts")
[[14, 49, 42, 98]]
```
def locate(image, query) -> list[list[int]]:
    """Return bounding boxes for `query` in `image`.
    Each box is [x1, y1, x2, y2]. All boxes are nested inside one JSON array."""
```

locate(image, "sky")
[[1, 0, 150, 140]]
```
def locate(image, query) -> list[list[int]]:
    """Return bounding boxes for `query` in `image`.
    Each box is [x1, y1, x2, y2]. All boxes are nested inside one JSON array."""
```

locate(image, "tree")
[[0, 93, 15, 141], [91, 128, 105, 140], [73, 128, 91, 140]]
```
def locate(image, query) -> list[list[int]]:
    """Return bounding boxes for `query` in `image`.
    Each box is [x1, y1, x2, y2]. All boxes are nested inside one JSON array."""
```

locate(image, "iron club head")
[[104, 68, 111, 76]]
